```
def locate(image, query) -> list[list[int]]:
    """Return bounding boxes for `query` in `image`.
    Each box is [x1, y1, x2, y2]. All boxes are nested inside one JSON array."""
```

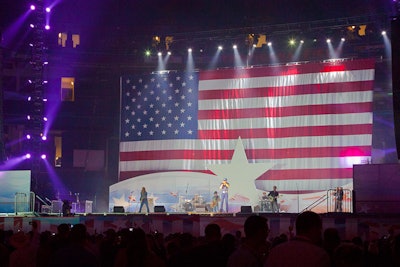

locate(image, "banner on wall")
[[118, 59, 375, 212], [0, 170, 31, 213]]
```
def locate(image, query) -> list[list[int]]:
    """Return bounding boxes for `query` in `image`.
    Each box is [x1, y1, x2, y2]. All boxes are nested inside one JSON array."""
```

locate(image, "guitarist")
[[268, 185, 279, 213], [210, 191, 220, 212]]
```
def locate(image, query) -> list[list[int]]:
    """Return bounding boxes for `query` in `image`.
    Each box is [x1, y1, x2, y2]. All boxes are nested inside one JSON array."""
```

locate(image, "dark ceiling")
[[1, 0, 396, 35]]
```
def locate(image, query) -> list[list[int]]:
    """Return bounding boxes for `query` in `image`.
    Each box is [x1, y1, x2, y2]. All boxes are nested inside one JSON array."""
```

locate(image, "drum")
[[183, 201, 193, 211], [260, 200, 272, 212], [198, 195, 204, 204]]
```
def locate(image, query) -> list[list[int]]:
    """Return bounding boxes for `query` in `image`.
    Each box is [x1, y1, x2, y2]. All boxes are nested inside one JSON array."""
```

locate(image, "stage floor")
[[1, 211, 399, 241]]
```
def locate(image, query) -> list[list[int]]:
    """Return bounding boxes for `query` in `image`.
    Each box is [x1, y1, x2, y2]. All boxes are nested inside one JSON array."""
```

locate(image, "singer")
[[219, 178, 230, 212]]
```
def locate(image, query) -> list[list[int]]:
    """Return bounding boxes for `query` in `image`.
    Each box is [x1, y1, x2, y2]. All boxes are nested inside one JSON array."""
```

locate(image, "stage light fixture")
[[45, 7, 51, 12], [30, 24, 35, 28], [145, 50, 151, 56], [167, 51, 172, 55], [289, 39, 296, 46], [157, 52, 162, 56], [26, 153, 32, 159], [341, 37, 346, 42], [246, 34, 255, 47], [152, 36, 161, 49], [256, 34, 267, 47], [326, 38, 331, 43], [232, 44, 237, 49], [45, 25, 50, 30], [30, 5, 36, 10], [300, 40, 304, 44], [165, 36, 173, 50], [267, 42, 272, 46], [26, 134, 31, 140], [41, 154, 46, 159], [218, 45, 223, 50], [381, 31, 386, 35], [188, 48, 192, 53]]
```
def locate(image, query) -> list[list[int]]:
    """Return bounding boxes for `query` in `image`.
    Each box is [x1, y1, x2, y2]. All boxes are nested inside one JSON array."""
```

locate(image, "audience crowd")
[[0, 211, 399, 267]]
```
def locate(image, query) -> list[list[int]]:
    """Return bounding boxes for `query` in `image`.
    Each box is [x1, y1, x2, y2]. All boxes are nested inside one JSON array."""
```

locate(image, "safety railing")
[[327, 188, 353, 213], [302, 188, 353, 213]]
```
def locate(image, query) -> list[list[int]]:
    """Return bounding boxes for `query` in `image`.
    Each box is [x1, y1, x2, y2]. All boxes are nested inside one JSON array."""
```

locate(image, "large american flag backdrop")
[[119, 59, 375, 194]]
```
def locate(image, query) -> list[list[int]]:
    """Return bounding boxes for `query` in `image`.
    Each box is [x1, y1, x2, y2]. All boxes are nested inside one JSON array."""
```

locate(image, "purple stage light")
[[42, 135, 47, 141], [30, 24, 35, 28], [43, 117, 48, 121], [46, 7, 51, 12], [26, 153, 31, 159], [41, 154, 47, 159], [45, 25, 50, 30], [26, 134, 31, 139], [30, 5, 36, 10]]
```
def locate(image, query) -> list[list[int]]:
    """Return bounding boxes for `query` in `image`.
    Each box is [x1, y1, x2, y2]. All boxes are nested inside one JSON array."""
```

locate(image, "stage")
[[1, 211, 399, 242]]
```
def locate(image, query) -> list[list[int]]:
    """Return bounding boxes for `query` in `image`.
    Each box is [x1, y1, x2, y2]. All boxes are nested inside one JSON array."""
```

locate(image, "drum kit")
[[179, 194, 206, 212], [259, 197, 273, 212]]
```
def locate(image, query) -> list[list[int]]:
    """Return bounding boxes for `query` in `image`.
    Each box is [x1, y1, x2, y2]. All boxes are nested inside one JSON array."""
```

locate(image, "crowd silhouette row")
[[0, 211, 399, 267]]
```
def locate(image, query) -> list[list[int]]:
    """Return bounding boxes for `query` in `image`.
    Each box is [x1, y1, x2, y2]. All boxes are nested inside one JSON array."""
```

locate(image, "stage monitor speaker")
[[240, 206, 252, 213], [113, 206, 125, 213], [154, 205, 165, 212]]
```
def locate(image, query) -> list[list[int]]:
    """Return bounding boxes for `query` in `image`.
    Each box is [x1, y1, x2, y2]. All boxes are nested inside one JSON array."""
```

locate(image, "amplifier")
[[51, 200, 63, 213]]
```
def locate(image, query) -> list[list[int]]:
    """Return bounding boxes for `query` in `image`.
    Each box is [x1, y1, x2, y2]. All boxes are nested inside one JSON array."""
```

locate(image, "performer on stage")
[[62, 200, 72, 216], [219, 178, 230, 212], [334, 187, 344, 212], [210, 191, 220, 212], [260, 191, 269, 211], [139, 187, 150, 213], [268, 186, 279, 213]]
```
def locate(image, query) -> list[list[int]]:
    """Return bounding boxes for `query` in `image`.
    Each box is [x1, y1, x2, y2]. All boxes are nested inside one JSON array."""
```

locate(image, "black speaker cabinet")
[[113, 206, 125, 213], [154, 205, 166, 212], [240, 206, 252, 213]]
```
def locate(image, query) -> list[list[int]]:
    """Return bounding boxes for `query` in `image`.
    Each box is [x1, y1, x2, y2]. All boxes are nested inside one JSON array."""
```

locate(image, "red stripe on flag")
[[258, 168, 354, 180], [120, 146, 371, 161], [198, 124, 372, 139], [198, 102, 372, 120], [119, 170, 213, 181], [199, 81, 374, 100]]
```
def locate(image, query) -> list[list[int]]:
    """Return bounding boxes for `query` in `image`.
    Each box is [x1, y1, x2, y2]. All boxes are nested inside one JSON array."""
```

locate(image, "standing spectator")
[[9, 231, 38, 267], [228, 215, 270, 267], [113, 228, 165, 267], [265, 211, 330, 267], [49, 224, 99, 267]]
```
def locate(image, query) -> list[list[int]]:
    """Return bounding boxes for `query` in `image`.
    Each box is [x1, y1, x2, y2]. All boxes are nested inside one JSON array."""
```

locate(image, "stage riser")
[[1, 213, 399, 241]]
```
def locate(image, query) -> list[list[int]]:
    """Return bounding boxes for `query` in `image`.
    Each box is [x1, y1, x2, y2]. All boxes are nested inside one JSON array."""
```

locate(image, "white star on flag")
[[206, 137, 275, 208]]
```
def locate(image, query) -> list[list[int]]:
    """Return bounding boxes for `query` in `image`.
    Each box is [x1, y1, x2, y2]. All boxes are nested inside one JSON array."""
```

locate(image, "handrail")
[[301, 192, 328, 213]]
